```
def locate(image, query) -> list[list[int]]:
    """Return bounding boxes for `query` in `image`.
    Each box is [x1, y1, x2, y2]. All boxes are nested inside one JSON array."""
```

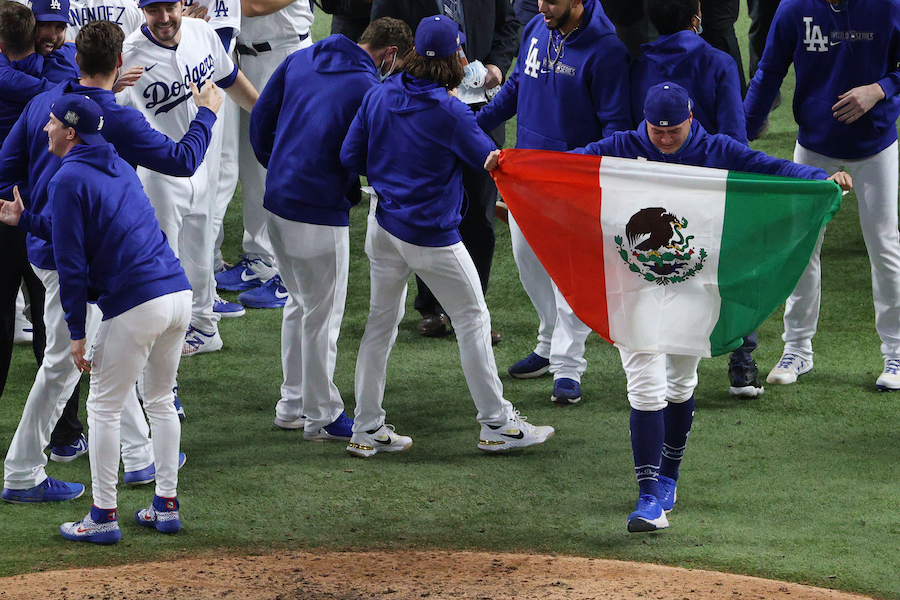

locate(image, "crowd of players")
[[0, 0, 897, 539]]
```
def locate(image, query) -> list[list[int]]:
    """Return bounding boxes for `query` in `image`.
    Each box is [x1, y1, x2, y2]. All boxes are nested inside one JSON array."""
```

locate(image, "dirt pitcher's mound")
[[0, 551, 879, 600]]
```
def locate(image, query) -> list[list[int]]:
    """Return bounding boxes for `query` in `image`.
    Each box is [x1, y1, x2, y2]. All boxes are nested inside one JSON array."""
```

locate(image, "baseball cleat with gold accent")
[[347, 424, 412, 458], [478, 411, 554, 452]]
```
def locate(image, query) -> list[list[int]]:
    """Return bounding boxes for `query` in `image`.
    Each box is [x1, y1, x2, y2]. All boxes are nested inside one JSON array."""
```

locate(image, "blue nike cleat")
[[1, 477, 85, 504], [238, 275, 288, 309], [627, 493, 670, 533]]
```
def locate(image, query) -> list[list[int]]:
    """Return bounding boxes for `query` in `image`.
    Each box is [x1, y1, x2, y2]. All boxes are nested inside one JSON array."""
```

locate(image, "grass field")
[[2, 5, 900, 600]]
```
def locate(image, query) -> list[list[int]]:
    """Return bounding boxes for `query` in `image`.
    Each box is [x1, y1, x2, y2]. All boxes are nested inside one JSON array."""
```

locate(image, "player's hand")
[[0, 186, 26, 226], [71, 338, 91, 373], [191, 80, 223, 114], [113, 66, 144, 93], [484, 64, 503, 89], [182, 2, 210, 20], [827, 171, 853, 191], [832, 83, 885, 123], [484, 149, 501, 171], [447, 87, 459, 98]]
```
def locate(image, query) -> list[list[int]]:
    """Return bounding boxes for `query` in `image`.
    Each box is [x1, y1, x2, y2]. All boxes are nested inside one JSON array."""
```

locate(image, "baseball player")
[[569, 82, 851, 532], [178, 0, 248, 319], [630, 0, 765, 399], [67, 0, 144, 38], [476, 0, 631, 405], [117, 0, 259, 356], [0, 20, 220, 504], [370, 0, 518, 345], [1, 94, 191, 543], [341, 15, 555, 457], [744, 0, 900, 390], [0, 0, 86, 460], [250, 17, 412, 439], [214, 0, 314, 309]]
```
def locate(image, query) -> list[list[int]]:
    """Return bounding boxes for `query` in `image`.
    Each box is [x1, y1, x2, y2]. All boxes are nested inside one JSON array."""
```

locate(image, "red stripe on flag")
[[492, 149, 610, 343]]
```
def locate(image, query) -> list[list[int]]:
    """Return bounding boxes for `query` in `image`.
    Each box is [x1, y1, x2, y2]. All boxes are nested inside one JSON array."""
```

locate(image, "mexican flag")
[[492, 149, 842, 357]]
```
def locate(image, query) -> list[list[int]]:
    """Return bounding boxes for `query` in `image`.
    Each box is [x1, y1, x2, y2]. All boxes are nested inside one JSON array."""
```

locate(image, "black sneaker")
[[728, 359, 764, 398]]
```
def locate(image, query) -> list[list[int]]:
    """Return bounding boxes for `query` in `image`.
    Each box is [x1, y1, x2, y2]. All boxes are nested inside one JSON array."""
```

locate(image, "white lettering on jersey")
[[142, 54, 216, 115], [69, 5, 127, 25], [803, 17, 828, 52], [524, 37, 540, 79]]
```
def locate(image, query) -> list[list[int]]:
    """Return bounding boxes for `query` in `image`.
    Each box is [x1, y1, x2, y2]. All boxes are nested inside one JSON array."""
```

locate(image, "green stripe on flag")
[[709, 172, 842, 356]]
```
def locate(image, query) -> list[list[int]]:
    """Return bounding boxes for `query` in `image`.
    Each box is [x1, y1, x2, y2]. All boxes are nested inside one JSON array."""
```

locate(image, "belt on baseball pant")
[[236, 33, 310, 56]]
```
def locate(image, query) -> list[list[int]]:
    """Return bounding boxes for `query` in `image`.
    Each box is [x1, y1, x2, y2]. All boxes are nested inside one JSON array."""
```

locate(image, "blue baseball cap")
[[644, 82, 693, 127], [50, 95, 107, 146], [415, 15, 465, 59], [137, 0, 179, 8], [31, 0, 70, 22]]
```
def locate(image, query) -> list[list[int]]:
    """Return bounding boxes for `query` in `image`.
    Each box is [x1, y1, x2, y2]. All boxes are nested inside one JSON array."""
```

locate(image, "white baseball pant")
[[236, 35, 313, 266], [784, 140, 900, 359], [4, 267, 153, 490], [88, 290, 190, 509], [354, 216, 515, 433], [268, 214, 348, 433], [140, 145, 222, 336], [508, 212, 592, 381], [617, 348, 700, 411]]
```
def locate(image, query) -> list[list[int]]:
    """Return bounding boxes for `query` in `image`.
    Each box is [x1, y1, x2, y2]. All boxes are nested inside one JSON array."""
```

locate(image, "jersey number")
[[524, 38, 541, 79], [803, 17, 828, 52], [214, 0, 229, 17]]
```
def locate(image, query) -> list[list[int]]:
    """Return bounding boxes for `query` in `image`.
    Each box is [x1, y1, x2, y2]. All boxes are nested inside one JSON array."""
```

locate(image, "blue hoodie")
[[744, 0, 900, 159], [574, 119, 829, 180], [476, 0, 631, 151], [0, 47, 79, 140], [0, 80, 215, 271], [22, 143, 190, 340], [341, 73, 496, 247], [631, 30, 747, 144], [251, 34, 378, 227]]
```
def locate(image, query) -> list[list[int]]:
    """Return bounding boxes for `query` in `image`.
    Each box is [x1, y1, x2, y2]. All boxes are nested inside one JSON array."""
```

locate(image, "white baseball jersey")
[[240, 0, 312, 44], [183, 0, 240, 39], [118, 17, 235, 334], [67, 0, 144, 39], [118, 18, 235, 142]]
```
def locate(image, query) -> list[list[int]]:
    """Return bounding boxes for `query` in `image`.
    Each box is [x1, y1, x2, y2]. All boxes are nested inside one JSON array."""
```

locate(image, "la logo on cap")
[[50, 0, 61, 9]]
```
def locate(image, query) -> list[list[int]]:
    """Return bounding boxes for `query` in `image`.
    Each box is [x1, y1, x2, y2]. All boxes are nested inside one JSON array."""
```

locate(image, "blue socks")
[[630, 409, 664, 498], [660, 396, 695, 481]]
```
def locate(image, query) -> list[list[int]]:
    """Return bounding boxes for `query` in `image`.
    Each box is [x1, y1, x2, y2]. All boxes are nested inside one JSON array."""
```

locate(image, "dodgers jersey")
[[240, 0, 312, 44], [118, 18, 237, 142], [67, 0, 145, 39]]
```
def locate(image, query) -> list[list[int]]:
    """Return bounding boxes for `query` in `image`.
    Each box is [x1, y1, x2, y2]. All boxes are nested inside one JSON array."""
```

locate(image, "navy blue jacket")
[[22, 143, 190, 340], [574, 119, 829, 180], [0, 80, 215, 271], [476, 0, 631, 150], [250, 34, 377, 226], [341, 73, 496, 247], [744, 0, 900, 159], [631, 30, 747, 144], [0, 46, 80, 140]]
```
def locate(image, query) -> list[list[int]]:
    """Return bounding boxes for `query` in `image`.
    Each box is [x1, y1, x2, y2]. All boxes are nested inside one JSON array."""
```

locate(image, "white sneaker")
[[478, 410, 554, 453], [876, 358, 900, 391], [347, 424, 412, 458], [766, 352, 813, 385], [181, 326, 223, 357], [274, 416, 306, 430]]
